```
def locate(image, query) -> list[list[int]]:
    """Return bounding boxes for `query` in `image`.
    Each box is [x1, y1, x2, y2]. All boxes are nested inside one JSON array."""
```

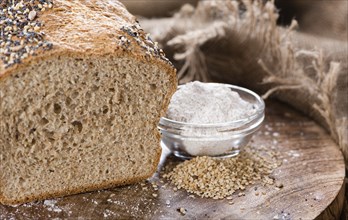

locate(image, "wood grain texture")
[[0, 100, 345, 219]]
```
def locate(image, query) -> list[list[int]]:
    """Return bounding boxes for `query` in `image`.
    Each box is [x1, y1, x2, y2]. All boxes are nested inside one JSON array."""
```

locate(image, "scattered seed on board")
[[163, 145, 281, 199], [238, 192, 245, 197], [275, 183, 283, 188], [178, 207, 187, 215]]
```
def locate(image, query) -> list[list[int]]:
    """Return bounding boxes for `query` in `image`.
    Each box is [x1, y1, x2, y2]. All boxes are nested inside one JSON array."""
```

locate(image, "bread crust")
[[0, 0, 176, 79], [0, 0, 177, 205], [0, 165, 154, 205]]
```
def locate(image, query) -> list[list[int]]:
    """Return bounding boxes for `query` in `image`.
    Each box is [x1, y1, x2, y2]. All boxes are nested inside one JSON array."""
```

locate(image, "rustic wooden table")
[[0, 100, 345, 219]]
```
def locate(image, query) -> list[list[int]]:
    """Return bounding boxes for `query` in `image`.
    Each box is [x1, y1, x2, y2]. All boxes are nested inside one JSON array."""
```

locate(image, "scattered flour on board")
[[43, 200, 62, 213], [103, 209, 117, 218]]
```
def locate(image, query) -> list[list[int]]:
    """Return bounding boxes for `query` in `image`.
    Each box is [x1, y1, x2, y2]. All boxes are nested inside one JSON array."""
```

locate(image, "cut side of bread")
[[0, 0, 176, 205]]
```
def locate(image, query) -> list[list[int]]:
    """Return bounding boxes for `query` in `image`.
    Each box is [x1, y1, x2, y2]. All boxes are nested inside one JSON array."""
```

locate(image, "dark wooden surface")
[[0, 100, 345, 219]]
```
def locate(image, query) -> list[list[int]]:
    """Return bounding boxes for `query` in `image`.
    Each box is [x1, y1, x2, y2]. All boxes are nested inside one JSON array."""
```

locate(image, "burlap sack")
[[120, 0, 198, 18], [140, 1, 348, 166]]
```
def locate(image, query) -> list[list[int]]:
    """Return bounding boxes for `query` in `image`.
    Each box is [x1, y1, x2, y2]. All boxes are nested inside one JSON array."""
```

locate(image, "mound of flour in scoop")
[[167, 81, 255, 124]]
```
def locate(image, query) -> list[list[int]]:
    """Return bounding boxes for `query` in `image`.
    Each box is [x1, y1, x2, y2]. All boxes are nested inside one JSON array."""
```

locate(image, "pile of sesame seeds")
[[119, 22, 172, 65], [0, 0, 53, 68], [163, 146, 282, 199]]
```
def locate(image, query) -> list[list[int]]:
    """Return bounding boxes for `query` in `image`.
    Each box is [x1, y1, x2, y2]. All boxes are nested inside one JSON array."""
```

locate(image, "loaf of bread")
[[0, 0, 176, 205]]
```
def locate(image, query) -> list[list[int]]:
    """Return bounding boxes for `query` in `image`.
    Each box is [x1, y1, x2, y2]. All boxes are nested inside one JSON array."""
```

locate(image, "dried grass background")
[[140, 1, 348, 167]]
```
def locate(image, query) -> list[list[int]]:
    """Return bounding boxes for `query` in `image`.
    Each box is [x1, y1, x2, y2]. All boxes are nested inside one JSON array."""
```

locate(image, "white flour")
[[166, 81, 257, 156], [167, 81, 255, 124], [43, 199, 62, 213]]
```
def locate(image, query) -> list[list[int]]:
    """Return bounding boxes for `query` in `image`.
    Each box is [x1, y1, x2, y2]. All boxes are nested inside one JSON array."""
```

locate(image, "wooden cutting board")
[[0, 100, 345, 219]]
